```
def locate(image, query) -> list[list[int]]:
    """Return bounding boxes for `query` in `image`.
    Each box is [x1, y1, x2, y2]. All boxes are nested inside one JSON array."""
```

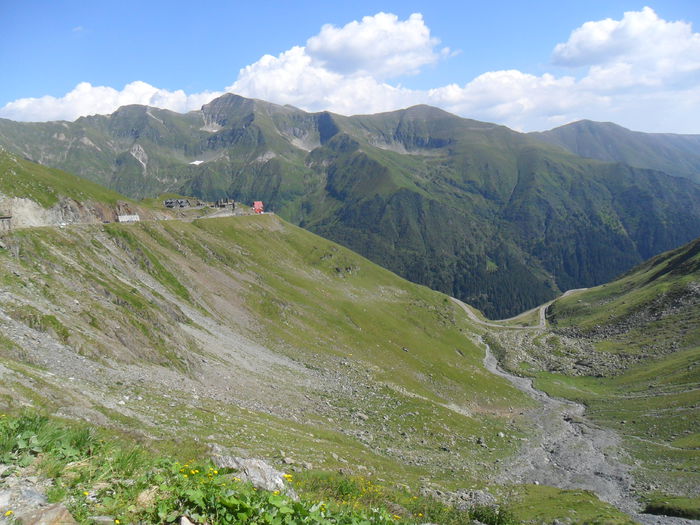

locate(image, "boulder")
[[16, 504, 77, 525], [210, 446, 297, 500]]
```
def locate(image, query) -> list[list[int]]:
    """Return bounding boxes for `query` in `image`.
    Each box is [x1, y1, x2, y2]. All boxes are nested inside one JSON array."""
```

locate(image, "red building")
[[253, 201, 264, 214]]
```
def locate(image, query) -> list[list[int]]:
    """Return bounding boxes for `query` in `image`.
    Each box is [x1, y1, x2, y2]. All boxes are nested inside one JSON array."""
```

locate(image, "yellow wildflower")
[[83, 491, 90, 496], [5, 510, 13, 516]]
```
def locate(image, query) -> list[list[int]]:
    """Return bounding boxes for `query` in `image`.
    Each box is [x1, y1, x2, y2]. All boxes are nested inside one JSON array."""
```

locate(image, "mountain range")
[[1, 95, 699, 318]]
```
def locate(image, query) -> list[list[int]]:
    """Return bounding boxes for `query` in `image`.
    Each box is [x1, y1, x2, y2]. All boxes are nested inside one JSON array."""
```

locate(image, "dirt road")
[[451, 288, 587, 330]]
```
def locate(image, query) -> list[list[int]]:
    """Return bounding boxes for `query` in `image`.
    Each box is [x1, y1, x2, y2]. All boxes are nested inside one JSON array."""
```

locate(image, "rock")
[[211, 454, 297, 499], [88, 517, 116, 525], [282, 457, 295, 465], [420, 486, 497, 512], [19, 487, 47, 506], [454, 489, 496, 508], [0, 489, 11, 507], [15, 503, 77, 525], [497, 432, 505, 438], [356, 412, 369, 421], [181, 517, 195, 525]]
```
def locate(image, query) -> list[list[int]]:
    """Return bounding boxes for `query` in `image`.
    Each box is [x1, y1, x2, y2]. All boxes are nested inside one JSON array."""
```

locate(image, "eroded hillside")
[[0, 213, 536, 485]]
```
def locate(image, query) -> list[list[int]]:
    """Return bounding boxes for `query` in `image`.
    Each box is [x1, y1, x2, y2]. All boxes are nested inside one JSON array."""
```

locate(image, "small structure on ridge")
[[117, 214, 140, 223]]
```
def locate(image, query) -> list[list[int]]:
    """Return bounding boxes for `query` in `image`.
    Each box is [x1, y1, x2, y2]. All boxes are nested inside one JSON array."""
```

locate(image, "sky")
[[1, 1, 699, 132]]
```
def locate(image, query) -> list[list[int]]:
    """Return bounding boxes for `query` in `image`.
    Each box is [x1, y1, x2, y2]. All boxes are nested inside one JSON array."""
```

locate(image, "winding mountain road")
[[452, 293, 697, 524], [451, 288, 587, 330]]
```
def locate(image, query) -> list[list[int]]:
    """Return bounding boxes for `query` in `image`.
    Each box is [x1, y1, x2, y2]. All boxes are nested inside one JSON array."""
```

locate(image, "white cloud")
[[553, 6, 700, 88], [306, 12, 448, 79], [2, 9, 700, 133], [226, 12, 443, 113], [226, 46, 421, 115], [0, 81, 222, 122], [553, 7, 699, 66]]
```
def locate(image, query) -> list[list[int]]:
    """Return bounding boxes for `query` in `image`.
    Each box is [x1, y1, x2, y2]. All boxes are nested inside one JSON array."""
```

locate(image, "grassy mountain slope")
[[0, 159, 647, 521], [0, 149, 124, 208], [538, 238, 700, 508], [0, 217, 639, 521], [531, 120, 700, 183], [2, 97, 700, 318], [0, 149, 160, 228], [0, 209, 527, 481]]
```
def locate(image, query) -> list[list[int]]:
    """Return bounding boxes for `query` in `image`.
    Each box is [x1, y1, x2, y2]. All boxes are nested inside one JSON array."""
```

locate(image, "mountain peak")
[[558, 119, 630, 132]]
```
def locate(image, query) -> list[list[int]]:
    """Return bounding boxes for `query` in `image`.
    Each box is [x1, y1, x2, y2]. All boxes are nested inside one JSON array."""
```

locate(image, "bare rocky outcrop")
[[0, 195, 150, 230]]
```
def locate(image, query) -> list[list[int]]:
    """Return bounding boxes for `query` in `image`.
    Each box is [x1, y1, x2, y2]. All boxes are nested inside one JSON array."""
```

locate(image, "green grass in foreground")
[[0, 412, 518, 524]]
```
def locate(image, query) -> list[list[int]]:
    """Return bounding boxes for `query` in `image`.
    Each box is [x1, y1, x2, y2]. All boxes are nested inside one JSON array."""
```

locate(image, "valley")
[[0, 112, 698, 523], [0, 212, 696, 522]]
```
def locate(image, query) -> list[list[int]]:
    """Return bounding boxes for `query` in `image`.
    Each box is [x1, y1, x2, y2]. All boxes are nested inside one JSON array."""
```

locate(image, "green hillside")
[[0, 149, 124, 208], [541, 238, 700, 513], [2, 97, 700, 318], [532, 120, 700, 184], [0, 213, 639, 522], [0, 211, 524, 479]]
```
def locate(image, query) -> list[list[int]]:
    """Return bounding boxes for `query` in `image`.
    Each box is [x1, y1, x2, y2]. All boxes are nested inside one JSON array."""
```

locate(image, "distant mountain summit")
[[2, 95, 700, 317], [531, 119, 700, 183]]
